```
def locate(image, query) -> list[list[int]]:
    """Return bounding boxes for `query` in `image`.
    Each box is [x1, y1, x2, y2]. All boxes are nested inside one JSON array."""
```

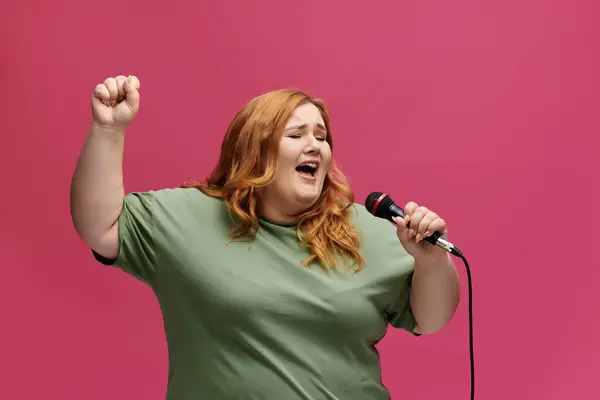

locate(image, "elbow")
[[71, 216, 121, 260], [412, 296, 460, 335], [414, 321, 447, 335]]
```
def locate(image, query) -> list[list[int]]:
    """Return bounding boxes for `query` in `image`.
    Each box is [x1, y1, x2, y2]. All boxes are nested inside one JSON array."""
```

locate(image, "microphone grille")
[[365, 191, 398, 220], [365, 192, 383, 212]]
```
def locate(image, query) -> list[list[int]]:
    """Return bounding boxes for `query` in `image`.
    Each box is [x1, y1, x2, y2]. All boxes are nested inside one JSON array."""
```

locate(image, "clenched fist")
[[92, 75, 140, 130]]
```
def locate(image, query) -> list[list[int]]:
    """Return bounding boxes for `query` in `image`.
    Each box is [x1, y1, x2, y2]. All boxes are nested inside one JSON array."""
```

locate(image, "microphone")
[[365, 191, 462, 257]]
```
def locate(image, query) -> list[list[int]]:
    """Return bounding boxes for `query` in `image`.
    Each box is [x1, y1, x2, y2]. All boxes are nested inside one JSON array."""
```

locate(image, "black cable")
[[408, 229, 475, 399], [456, 253, 474, 400]]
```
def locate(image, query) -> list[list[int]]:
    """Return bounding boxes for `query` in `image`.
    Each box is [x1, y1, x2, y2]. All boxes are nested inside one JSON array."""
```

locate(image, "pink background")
[[1, 0, 599, 399]]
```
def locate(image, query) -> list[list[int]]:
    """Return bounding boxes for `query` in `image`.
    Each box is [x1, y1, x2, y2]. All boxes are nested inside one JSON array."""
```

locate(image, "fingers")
[[114, 75, 128, 102], [404, 201, 418, 215], [103, 77, 119, 107], [408, 205, 432, 241], [123, 75, 140, 113], [93, 83, 110, 102], [93, 75, 140, 107], [413, 211, 437, 241], [403, 202, 447, 242], [424, 218, 446, 239]]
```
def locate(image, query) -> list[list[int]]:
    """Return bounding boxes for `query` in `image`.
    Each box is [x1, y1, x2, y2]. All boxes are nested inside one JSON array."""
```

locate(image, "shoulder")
[[125, 186, 219, 205], [348, 202, 413, 262], [348, 203, 394, 237], [123, 186, 225, 219]]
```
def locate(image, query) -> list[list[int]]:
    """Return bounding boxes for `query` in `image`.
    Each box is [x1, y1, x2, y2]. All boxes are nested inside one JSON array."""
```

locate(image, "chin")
[[294, 189, 322, 207]]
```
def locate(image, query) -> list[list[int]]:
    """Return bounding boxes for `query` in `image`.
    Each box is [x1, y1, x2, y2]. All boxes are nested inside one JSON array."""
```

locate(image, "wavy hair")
[[183, 89, 364, 272]]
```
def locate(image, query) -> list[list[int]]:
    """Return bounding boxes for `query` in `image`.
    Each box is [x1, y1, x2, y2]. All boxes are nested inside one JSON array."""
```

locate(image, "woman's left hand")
[[392, 201, 450, 263]]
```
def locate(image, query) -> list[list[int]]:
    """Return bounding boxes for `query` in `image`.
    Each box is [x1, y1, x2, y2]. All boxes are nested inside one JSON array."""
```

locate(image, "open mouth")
[[295, 162, 319, 179]]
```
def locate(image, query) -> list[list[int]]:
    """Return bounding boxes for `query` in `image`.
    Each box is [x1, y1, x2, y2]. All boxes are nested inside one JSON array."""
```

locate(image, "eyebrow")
[[285, 123, 327, 132]]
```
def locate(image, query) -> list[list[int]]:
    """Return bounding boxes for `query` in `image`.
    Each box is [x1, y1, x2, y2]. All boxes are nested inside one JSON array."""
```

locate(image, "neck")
[[258, 201, 298, 225]]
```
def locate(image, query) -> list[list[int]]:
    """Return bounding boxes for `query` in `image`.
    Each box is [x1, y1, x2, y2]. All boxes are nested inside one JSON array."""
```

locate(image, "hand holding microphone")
[[365, 192, 462, 257]]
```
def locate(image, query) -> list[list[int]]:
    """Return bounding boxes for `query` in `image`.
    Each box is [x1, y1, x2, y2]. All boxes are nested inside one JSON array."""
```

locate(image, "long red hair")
[[184, 89, 364, 272]]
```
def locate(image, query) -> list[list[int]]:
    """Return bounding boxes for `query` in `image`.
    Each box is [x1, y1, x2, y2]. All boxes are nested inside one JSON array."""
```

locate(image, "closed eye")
[[287, 130, 327, 140], [285, 124, 328, 140], [288, 134, 326, 141]]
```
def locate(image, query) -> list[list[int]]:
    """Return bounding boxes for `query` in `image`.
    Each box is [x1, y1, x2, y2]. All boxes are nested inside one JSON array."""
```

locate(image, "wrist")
[[89, 121, 126, 142], [414, 251, 453, 271]]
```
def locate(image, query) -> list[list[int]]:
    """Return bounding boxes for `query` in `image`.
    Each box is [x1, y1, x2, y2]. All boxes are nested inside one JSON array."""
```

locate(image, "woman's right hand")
[[92, 75, 141, 130]]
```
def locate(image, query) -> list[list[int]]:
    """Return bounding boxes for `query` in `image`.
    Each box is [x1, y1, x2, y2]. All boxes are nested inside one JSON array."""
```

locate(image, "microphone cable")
[[456, 252, 474, 400]]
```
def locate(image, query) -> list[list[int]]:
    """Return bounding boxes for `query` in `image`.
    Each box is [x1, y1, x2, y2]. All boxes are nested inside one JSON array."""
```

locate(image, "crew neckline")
[[259, 216, 298, 228]]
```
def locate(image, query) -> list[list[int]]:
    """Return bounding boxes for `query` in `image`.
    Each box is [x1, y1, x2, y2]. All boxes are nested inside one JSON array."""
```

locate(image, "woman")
[[70, 75, 460, 399]]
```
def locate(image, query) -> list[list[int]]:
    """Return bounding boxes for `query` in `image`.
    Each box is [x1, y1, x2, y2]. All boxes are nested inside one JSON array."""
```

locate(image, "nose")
[[303, 132, 322, 155]]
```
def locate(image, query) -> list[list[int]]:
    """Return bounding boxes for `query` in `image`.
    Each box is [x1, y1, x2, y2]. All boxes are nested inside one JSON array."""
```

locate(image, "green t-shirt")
[[93, 187, 418, 399]]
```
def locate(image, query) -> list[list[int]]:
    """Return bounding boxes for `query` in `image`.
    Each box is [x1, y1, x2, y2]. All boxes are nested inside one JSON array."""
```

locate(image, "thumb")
[[393, 216, 408, 232], [393, 216, 411, 247], [124, 75, 140, 91]]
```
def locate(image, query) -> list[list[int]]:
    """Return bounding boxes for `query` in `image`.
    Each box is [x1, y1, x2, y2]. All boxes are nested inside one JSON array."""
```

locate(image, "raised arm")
[[70, 75, 140, 260]]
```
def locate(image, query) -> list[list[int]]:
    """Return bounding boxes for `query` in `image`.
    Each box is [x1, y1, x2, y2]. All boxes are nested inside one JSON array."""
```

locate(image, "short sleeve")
[[349, 203, 422, 336], [92, 191, 156, 284], [386, 271, 421, 336]]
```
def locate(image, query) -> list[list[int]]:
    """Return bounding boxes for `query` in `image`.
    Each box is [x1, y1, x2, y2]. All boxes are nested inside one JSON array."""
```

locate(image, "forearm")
[[410, 254, 460, 334], [70, 122, 125, 251]]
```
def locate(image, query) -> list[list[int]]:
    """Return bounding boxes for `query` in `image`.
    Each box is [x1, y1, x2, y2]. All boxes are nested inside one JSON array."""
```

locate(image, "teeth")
[[300, 163, 317, 170]]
